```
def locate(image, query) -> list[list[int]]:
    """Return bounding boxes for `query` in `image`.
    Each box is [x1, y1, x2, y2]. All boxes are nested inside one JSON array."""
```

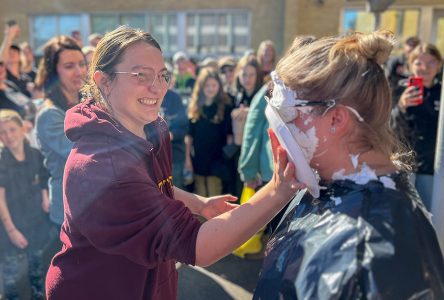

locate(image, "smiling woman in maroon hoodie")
[[45, 25, 305, 300]]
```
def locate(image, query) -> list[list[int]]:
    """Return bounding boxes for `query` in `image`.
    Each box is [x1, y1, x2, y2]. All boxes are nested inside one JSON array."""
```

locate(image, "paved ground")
[[0, 250, 264, 300], [178, 254, 263, 300]]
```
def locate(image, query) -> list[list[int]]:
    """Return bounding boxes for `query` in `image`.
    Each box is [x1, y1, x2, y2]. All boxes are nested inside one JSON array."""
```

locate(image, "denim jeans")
[[2, 249, 45, 300], [414, 173, 434, 211]]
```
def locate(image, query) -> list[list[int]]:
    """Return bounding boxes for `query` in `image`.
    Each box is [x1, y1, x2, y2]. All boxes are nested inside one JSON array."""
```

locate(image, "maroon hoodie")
[[46, 99, 202, 300]]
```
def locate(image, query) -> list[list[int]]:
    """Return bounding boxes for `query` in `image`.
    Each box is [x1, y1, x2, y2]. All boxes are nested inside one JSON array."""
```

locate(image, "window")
[[91, 14, 146, 35], [186, 11, 250, 57], [31, 10, 251, 58], [433, 10, 444, 56], [343, 8, 420, 53], [32, 15, 81, 52], [149, 14, 178, 54]]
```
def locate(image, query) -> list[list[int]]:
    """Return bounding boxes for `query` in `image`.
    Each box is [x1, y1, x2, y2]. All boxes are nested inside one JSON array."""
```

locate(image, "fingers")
[[213, 194, 238, 202], [268, 128, 280, 164], [277, 146, 287, 174], [225, 195, 238, 202], [20, 239, 28, 249], [405, 86, 423, 105], [283, 161, 295, 179]]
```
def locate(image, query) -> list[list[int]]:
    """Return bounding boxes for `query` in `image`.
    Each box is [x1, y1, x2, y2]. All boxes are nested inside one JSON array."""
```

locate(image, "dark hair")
[[9, 44, 20, 53], [81, 25, 162, 111], [405, 36, 420, 48], [188, 67, 227, 122], [35, 36, 84, 111], [233, 56, 263, 95]]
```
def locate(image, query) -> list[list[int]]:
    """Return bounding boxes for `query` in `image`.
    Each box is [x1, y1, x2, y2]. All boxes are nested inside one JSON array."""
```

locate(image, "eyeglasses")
[[114, 68, 171, 88], [293, 99, 364, 122], [412, 59, 441, 69], [266, 96, 364, 122]]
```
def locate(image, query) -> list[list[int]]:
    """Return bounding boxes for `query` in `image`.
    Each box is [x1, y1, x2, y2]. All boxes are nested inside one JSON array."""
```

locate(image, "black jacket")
[[254, 172, 444, 299], [392, 81, 442, 174]]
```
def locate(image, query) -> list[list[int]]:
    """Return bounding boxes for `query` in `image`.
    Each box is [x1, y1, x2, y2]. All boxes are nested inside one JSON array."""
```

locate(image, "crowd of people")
[[0, 19, 442, 299]]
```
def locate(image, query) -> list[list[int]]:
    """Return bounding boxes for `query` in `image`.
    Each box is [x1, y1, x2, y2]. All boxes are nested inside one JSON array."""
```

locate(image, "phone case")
[[408, 76, 424, 104], [265, 104, 320, 198]]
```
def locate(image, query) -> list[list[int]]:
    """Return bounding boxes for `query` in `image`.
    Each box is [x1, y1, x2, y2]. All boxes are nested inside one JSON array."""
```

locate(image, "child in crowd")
[[185, 68, 233, 197], [0, 109, 51, 299]]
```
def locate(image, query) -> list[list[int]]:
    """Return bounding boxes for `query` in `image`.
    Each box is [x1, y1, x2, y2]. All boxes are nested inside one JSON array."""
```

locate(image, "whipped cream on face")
[[269, 71, 320, 163], [269, 71, 300, 122], [287, 125, 319, 163]]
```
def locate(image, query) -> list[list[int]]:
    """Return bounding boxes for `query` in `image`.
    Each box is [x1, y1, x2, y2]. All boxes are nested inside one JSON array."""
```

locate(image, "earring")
[[330, 127, 336, 134]]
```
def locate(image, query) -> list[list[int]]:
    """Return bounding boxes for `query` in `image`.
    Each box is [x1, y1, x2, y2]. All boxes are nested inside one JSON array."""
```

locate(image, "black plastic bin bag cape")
[[254, 172, 444, 299]]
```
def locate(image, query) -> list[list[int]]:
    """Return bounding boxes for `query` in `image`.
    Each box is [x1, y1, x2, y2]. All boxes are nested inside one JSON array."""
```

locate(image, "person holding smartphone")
[[392, 43, 443, 209]]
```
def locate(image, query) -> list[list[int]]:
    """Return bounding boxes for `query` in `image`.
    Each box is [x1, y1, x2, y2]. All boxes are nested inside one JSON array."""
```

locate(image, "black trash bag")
[[254, 172, 444, 300]]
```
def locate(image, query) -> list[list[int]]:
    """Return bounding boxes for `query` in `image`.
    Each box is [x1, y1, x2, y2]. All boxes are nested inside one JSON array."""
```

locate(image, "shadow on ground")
[[178, 254, 263, 300]]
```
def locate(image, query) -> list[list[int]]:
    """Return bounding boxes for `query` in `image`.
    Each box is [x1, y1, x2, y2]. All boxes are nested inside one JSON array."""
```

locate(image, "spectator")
[[161, 89, 188, 189], [256, 40, 277, 82], [172, 51, 195, 101], [19, 42, 37, 82], [88, 33, 102, 47], [185, 68, 233, 196], [45, 25, 304, 300], [0, 59, 33, 121], [70, 30, 83, 48], [228, 56, 263, 196], [0, 23, 33, 98], [254, 30, 444, 300], [35, 36, 87, 227], [385, 36, 420, 94], [238, 85, 272, 192], [82, 45, 95, 69], [0, 109, 52, 299], [218, 56, 237, 97], [392, 43, 443, 209]]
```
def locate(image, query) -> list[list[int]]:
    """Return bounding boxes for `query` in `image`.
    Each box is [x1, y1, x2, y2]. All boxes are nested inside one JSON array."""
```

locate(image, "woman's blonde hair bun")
[[331, 30, 395, 65]]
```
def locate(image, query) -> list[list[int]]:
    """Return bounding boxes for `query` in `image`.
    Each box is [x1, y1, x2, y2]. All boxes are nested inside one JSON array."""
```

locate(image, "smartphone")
[[408, 76, 424, 105], [6, 19, 17, 27]]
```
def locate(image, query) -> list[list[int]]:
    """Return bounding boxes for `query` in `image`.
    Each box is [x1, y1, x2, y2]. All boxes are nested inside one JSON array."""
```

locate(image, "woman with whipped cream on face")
[[254, 31, 444, 299]]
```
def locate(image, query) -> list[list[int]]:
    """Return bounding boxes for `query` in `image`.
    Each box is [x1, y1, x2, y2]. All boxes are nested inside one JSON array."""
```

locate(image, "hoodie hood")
[[65, 98, 161, 154]]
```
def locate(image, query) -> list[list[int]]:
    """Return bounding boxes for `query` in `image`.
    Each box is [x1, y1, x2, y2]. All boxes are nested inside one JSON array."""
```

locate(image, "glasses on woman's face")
[[412, 58, 440, 69], [114, 68, 171, 88], [266, 96, 364, 123]]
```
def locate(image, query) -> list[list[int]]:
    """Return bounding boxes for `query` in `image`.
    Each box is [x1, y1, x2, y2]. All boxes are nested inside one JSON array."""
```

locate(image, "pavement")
[[177, 254, 264, 300], [0, 247, 264, 300]]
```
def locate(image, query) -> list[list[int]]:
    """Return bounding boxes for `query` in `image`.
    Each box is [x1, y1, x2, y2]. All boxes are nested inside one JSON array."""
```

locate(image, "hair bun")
[[331, 30, 395, 65], [357, 30, 395, 65]]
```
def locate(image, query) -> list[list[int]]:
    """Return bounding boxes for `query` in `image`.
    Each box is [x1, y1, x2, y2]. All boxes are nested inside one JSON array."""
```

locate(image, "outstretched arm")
[[0, 24, 19, 66], [194, 130, 305, 266]]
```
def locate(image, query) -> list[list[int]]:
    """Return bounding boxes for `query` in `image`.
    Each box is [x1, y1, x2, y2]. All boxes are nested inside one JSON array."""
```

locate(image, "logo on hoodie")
[[158, 175, 174, 196]]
